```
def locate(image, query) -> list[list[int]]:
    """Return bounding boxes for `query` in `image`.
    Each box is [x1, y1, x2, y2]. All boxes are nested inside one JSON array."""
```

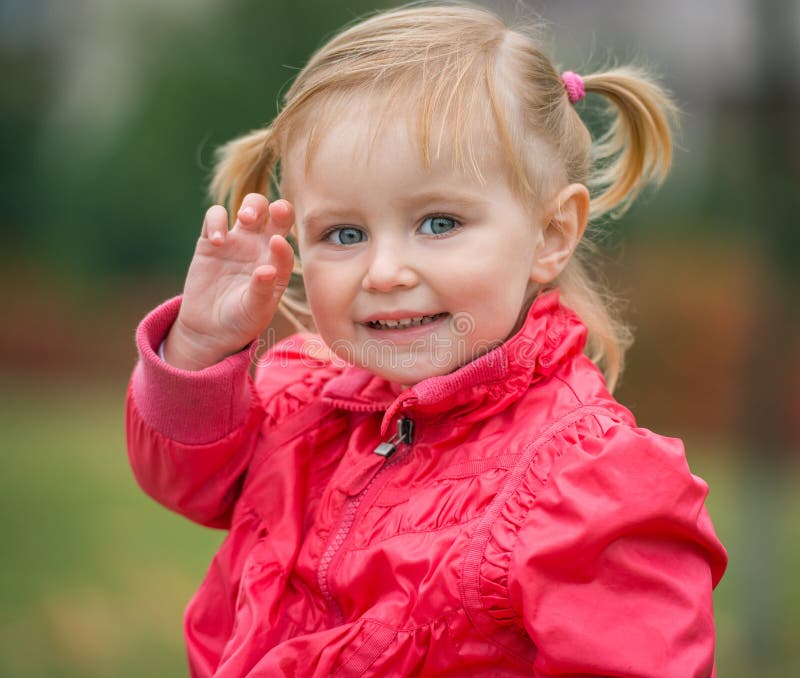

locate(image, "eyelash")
[[320, 214, 462, 244], [422, 214, 462, 238]]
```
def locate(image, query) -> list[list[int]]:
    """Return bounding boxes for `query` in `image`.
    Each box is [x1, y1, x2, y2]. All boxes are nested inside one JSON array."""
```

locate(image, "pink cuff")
[[130, 295, 258, 445]]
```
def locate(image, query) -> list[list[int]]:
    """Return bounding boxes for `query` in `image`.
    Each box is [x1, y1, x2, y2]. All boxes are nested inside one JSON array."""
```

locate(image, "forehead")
[[281, 90, 512, 194]]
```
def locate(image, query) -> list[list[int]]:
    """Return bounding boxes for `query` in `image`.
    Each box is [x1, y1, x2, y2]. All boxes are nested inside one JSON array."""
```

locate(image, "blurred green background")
[[1, 0, 798, 676]]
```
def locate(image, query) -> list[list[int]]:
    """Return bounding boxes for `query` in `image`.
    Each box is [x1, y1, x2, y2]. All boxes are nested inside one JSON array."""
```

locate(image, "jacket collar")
[[320, 289, 588, 437]]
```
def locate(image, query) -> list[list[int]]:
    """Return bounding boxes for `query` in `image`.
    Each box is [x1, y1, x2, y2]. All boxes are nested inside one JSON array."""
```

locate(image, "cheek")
[[303, 277, 335, 318], [433, 246, 521, 294], [296, 261, 323, 308], [300, 261, 355, 329]]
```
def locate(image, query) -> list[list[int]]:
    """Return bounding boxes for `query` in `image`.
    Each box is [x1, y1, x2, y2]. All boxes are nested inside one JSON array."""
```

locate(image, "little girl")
[[126, 3, 727, 676]]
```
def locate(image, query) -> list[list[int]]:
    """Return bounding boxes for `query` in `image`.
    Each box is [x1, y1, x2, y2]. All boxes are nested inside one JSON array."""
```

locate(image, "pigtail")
[[548, 66, 678, 391], [582, 66, 679, 220], [209, 126, 278, 220]]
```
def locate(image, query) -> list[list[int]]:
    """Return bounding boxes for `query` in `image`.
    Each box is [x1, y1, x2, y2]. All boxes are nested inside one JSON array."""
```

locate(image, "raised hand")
[[163, 193, 295, 370]]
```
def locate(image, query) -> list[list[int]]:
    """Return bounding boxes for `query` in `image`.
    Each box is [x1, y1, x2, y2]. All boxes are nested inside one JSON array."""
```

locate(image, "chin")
[[373, 361, 456, 386]]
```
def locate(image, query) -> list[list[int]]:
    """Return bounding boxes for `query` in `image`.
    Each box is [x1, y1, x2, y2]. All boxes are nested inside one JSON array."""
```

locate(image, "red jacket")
[[126, 290, 727, 677]]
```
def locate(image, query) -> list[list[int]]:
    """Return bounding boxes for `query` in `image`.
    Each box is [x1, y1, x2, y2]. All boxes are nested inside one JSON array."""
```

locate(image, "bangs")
[[280, 53, 534, 199]]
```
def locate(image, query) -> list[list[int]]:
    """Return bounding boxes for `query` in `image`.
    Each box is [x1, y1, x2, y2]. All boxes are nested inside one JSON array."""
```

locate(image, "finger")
[[232, 193, 270, 233], [267, 234, 295, 298], [202, 205, 229, 245], [242, 239, 294, 327], [266, 199, 295, 237], [241, 265, 279, 321], [250, 264, 277, 296]]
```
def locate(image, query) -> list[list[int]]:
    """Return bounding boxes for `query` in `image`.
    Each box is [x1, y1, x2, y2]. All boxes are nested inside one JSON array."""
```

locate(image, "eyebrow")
[[302, 209, 362, 233], [392, 191, 488, 210]]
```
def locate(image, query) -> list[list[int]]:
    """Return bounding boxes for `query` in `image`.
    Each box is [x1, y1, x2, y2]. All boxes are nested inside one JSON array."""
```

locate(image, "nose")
[[361, 239, 419, 292]]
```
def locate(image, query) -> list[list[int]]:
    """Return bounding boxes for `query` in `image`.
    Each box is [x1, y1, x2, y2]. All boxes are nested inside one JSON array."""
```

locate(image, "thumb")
[[239, 265, 281, 331], [247, 265, 278, 301], [267, 233, 295, 301]]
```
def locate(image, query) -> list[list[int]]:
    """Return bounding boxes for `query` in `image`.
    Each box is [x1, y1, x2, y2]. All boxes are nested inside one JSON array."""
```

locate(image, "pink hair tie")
[[562, 71, 585, 104]]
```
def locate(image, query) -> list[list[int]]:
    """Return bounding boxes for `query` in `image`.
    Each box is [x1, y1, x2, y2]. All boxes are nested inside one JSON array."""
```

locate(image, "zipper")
[[317, 415, 415, 627], [373, 417, 414, 457]]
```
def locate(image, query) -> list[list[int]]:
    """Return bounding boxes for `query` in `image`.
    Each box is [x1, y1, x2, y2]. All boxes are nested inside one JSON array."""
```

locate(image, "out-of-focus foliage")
[[2, 0, 392, 281], [2, 0, 798, 284]]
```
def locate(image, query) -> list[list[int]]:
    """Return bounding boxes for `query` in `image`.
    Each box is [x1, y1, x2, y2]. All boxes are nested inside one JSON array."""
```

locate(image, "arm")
[[124, 193, 296, 527], [509, 424, 727, 678], [125, 296, 265, 528]]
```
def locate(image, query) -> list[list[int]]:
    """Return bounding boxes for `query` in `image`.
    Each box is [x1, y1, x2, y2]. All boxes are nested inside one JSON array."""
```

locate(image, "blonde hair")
[[209, 1, 678, 392]]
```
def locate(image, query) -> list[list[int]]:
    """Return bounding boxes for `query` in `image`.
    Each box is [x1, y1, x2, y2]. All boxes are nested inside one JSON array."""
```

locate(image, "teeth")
[[369, 313, 444, 329]]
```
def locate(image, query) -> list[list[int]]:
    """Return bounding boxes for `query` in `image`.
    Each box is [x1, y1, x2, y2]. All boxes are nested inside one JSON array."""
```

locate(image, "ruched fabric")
[[125, 290, 727, 677]]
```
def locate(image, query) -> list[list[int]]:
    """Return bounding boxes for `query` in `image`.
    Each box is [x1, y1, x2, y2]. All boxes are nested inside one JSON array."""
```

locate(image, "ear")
[[529, 183, 590, 284]]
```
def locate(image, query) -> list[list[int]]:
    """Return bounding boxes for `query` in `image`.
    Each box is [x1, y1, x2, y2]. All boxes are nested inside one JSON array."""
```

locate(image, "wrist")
[[163, 323, 232, 371]]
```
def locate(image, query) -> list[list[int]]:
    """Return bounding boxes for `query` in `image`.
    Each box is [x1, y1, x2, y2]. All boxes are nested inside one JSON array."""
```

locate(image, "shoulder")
[[524, 417, 712, 531], [499, 413, 727, 588], [507, 400, 708, 523], [484, 405, 727, 579], [508, 419, 727, 675], [472, 414, 727, 640]]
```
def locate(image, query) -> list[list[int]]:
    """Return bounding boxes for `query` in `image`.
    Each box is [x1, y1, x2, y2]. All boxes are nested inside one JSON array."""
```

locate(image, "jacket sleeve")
[[508, 422, 728, 678], [124, 296, 267, 528]]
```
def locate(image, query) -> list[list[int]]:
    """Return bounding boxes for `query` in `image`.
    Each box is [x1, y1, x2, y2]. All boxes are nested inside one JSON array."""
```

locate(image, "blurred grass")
[[0, 378, 222, 678], [690, 445, 800, 678], [0, 378, 797, 677]]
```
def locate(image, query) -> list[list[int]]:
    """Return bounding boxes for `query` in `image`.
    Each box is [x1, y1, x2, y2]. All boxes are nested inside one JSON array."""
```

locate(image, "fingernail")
[[211, 232, 223, 243], [240, 206, 257, 220]]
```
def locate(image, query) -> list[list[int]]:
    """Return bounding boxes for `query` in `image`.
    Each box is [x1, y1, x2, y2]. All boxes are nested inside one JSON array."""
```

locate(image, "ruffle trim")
[[475, 414, 609, 629], [255, 333, 344, 428]]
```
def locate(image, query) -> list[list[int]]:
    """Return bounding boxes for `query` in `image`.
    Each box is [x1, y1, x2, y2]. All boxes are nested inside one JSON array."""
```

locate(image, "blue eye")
[[325, 227, 365, 245], [420, 215, 458, 236]]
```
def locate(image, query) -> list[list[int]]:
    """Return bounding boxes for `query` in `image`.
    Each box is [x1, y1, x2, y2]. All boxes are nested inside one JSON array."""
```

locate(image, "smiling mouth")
[[365, 312, 449, 330]]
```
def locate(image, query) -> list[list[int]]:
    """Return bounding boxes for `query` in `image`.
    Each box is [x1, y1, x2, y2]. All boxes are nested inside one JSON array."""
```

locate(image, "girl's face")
[[284, 111, 548, 386]]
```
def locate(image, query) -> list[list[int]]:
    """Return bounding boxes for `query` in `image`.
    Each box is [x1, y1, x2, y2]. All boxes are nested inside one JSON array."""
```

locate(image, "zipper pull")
[[374, 416, 415, 457]]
